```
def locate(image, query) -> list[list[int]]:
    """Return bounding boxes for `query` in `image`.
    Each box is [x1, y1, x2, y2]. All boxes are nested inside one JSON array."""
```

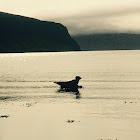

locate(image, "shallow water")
[[0, 50, 140, 140]]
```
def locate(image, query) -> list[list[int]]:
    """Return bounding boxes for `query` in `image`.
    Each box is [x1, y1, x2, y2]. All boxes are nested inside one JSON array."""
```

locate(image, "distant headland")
[[73, 33, 140, 51], [0, 12, 81, 53]]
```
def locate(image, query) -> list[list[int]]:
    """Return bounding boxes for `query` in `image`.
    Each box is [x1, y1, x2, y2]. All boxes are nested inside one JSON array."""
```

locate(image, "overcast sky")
[[1, 0, 140, 35]]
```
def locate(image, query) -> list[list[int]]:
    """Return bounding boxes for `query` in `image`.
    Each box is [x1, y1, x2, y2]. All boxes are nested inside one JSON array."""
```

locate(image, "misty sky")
[[1, 0, 140, 35]]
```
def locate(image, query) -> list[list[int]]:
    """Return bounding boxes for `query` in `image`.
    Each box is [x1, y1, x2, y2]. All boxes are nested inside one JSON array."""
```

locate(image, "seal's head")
[[75, 76, 81, 80]]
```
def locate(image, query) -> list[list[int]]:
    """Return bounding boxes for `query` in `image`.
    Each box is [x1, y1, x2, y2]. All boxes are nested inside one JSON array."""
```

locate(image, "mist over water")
[[0, 50, 140, 140]]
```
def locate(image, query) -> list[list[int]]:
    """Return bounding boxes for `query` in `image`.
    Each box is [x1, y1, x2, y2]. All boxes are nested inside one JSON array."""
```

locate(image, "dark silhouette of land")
[[0, 12, 80, 52], [73, 33, 140, 51]]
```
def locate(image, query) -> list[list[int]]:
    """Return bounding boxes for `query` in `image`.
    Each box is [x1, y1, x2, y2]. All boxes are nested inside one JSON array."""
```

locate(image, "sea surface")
[[0, 50, 140, 140]]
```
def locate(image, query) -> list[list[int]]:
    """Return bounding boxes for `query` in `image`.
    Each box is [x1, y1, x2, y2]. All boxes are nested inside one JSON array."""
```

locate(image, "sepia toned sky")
[[1, 0, 140, 35]]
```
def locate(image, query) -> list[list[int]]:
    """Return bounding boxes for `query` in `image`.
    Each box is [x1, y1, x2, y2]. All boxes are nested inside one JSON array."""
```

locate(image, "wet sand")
[[0, 96, 140, 140]]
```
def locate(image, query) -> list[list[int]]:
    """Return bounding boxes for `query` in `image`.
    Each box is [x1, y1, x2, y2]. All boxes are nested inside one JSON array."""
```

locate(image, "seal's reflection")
[[57, 86, 82, 99]]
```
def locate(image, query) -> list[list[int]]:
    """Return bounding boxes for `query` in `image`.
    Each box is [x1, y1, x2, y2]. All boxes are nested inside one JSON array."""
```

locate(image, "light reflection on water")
[[0, 51, 140, 140]]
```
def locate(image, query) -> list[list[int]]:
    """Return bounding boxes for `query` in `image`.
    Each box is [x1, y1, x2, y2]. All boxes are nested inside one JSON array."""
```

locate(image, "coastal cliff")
[[0, 12, 80, 52]]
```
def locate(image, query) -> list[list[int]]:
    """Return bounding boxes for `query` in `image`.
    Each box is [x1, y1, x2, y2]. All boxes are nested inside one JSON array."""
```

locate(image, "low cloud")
[[42, 6, 140, 35]]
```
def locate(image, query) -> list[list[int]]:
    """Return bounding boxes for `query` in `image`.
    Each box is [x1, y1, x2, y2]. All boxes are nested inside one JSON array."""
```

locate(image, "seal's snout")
[[76, 76, 81, 79]]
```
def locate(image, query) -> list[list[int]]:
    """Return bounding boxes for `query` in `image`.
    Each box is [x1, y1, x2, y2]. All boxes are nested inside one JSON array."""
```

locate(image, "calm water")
[[0, 50, 140, 140]]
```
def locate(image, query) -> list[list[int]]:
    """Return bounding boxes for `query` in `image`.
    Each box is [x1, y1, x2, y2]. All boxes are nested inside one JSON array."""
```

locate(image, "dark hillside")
[[74, 34, 140, 51], [0, 12, 80, 52]]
